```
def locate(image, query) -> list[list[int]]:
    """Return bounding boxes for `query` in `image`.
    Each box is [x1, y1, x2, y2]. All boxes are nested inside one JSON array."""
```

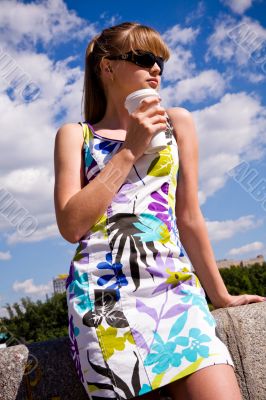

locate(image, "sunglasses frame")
[[106, 50, 164, 75]]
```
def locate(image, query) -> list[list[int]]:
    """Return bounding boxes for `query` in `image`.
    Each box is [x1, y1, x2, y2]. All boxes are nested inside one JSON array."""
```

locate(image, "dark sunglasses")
[[106, 50, 164, 75]]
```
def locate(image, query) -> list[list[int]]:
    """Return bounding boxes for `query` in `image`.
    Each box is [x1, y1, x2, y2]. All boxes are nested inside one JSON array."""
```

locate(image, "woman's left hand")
[[214, 293, 266, 309]]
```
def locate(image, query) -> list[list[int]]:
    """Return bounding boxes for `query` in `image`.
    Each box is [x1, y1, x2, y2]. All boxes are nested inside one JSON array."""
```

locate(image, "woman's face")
[[101, 54, 162, 98]]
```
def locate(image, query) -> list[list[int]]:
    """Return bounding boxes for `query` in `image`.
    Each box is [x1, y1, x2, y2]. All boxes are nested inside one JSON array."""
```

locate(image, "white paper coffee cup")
[[124, 88, 167, 154]]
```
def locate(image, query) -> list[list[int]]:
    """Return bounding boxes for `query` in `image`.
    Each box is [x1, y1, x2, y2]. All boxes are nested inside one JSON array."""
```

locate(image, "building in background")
[[53, 274, 68, 294], [216, 254, 265, 269]]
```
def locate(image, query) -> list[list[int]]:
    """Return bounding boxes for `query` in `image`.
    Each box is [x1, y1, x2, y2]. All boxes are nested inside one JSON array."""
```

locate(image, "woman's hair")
[[82, 21, 171, 124]]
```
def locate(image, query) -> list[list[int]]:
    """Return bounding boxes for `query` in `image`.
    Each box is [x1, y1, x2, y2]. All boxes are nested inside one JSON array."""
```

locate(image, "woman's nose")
[[150, 62, 161, 75]]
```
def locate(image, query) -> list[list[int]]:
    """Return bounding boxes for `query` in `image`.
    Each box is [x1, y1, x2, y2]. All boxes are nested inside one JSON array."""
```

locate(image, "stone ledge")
[[211, 302, 266, 400], [0, 302, 265, 400]]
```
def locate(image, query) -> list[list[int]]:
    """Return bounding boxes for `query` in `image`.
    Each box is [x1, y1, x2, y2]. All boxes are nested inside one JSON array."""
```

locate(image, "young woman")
[[54, 22, 265, 400]]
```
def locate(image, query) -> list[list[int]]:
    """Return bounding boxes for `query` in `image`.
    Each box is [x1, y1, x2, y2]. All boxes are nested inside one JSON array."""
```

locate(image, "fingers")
[[134, 114, 167, 131], [149, 114, 168, 126], [244, 294, 265, 303], [226, 294, 266, 307], [250, 295, 266, 302], [138, 96, 161, 111], [147, 106, 166, 118], [134, 105, 166, 119]]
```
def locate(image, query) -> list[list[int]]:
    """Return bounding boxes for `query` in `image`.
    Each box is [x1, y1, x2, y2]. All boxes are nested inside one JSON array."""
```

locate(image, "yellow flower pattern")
[[97, 325, 136, 360], [66, 117, 235, 400]]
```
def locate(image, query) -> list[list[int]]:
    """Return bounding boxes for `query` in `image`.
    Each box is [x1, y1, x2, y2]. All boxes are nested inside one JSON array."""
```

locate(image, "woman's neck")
[[99, 91, 130, 130]]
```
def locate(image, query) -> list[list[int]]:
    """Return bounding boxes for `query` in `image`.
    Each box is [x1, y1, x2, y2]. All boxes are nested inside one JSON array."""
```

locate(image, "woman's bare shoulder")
[[56, 122, 83, 140], [166, 106, 191, 117], [55, 122, 84, 150], [54, 123, 85, 167]]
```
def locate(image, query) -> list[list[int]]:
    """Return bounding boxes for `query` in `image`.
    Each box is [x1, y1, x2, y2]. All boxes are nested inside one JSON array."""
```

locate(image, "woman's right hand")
[[122, 97, 168, 162]]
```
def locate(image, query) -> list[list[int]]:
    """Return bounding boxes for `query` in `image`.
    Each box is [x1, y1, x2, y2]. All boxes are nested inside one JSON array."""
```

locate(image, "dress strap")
[[78, 121, 94, 147]]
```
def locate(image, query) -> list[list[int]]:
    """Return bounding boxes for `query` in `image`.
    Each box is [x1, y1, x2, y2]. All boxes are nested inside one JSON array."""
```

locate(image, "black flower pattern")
[[83, 289, 129, 328]]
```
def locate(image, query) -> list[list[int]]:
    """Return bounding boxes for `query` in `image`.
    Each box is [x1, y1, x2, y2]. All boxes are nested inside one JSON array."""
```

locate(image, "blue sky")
[[0, 0, 265, 316]]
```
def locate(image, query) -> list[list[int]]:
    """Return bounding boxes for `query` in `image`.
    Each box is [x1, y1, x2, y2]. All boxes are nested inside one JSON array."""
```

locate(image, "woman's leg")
[[164, 364, 243, 400]]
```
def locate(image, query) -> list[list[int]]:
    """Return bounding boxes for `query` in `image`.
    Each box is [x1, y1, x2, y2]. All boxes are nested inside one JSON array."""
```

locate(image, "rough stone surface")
[[212, 302, 266, 400], [0, 302, 265, 399], [16, 336, 89, 400], [0, 345, 28, 400]]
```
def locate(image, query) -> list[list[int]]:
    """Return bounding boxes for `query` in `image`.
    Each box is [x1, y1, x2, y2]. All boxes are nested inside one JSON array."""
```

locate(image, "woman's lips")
[[147, 80, 158, 88]]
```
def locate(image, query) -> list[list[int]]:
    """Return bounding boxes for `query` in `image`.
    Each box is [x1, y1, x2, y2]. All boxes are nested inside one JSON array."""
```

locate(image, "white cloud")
[[0, 168, 53, 196], [0, 2, 89, 243], [161, 24, 200, 83], [13, 278, 53, 296], [161, 69, 226, 106], [5, 223, 60, 245], [162, 24, 200, 47], [99, 12, 121, 27], [192, 92, 266, 202], [0, 251, 11, 261], [206, 15, 237, 62], [245, 71, 266, 83], [206, 15, 266, 83], [206, 215, 263, 242], [0, 167, 57, 245], [228, 240, 264, 255], [0, 0, 97, 49], [221, 0, 253, 15], [185, 1, 206, 24], [162, 47, 197, 82]]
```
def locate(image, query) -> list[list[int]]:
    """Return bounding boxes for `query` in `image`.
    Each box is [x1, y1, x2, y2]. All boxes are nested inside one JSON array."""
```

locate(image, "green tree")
[[0, 292, 68, 344], [219, 262, 266, 297], [206, 262, 265, 309]]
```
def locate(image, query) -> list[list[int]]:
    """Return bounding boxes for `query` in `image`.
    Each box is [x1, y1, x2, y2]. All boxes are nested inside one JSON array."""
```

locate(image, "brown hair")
[[82, 22, 171, 124]]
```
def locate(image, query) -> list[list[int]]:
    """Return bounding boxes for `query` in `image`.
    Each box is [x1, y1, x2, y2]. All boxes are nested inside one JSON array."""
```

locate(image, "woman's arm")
[[54, 99, 168, 244], [54, 123, 135, 243], [166, 107, 230, 308]]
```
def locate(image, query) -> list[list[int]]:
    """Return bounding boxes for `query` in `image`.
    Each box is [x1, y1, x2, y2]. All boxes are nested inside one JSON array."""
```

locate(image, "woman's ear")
[[100, 58, 110, 72], [100, 59, 115, 83]]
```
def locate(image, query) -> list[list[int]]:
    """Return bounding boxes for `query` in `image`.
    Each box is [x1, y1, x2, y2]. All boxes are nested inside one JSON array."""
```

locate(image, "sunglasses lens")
[[137, 53, 155, 67], [136, 52, 164, 75]]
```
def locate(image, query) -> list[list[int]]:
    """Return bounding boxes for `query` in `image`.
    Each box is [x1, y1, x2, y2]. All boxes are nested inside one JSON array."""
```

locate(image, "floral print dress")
[[66, 117, 235, 399]]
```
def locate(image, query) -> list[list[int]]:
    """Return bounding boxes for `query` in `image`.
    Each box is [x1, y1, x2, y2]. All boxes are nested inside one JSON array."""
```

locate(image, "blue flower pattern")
[[182, 328, 211, 362], [66, 262, 92, 314], [95, 251, 128, 300], [180, 287, 216, 326], [144, 332, 183, 373], [144, 326, 211, 374], [65, 121, 235, 399]]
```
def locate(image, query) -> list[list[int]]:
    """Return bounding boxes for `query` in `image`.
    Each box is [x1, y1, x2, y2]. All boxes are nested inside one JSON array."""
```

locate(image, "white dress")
[[66, 117, 235, 399]]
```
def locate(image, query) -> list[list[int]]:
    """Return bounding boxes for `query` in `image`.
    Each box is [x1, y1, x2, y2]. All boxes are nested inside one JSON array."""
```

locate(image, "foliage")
[[219, 262, 266, 296], [0, 293, 68, 344], [206, 262, 266, 309]]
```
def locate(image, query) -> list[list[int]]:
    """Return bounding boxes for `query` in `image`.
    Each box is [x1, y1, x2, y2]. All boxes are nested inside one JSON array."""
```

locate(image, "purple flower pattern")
[[65, 121, 235, 399]]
